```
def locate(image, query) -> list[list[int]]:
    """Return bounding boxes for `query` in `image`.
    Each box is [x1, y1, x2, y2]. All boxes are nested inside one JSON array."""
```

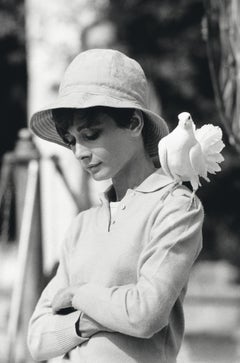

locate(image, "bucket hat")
[[30, 49, 169, 158]]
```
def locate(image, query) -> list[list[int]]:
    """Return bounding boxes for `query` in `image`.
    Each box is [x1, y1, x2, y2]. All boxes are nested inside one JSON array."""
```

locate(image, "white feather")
[[195, 124, 225, 175], [207, 153, 224, 163]]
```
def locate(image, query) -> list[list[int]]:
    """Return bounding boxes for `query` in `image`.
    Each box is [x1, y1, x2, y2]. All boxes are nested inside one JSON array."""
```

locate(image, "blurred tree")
[[201, 0, 240, 270], [204, 0, 240, 151], [0, 0, 27, 158]]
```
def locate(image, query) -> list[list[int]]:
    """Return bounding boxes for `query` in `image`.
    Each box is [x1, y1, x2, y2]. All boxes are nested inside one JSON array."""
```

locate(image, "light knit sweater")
[[28, 169, 204, 363]]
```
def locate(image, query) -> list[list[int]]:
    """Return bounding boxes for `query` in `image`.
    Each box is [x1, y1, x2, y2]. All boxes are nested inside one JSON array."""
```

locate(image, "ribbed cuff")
[[54, 311, 88, 350]]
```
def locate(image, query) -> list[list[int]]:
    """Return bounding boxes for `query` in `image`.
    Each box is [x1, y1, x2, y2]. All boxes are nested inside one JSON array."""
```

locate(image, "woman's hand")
[[52, 286, 78, 314]]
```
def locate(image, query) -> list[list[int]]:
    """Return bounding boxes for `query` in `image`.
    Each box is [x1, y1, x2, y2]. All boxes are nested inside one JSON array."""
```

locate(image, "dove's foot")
[[168, 181, 182, 197], [161, 181, 180, 201], [170, 181, 182, 195]]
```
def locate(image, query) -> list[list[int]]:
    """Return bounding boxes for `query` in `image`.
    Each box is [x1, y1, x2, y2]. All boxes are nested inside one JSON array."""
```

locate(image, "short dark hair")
[[52, 106, 148, 147]]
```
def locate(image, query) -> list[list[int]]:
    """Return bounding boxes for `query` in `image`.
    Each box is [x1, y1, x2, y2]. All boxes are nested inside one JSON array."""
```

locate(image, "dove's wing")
[[188, 144, 202, 191], [189, 143, 208, 181], [158, 138, 174, 178]]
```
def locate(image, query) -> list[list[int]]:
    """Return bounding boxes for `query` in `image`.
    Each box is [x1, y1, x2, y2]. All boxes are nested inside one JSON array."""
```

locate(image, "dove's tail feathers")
[[207, 153, 224, 163], [207, 160, 222, 173], [195, 125, 224, 151], [195, 124, 225, 176], [208, 139, 225, 154]]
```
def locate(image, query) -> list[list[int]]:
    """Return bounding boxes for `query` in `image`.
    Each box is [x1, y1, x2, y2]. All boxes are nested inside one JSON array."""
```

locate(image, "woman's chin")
[[91, 174, 108, 181], [88, 169, 111, 181]]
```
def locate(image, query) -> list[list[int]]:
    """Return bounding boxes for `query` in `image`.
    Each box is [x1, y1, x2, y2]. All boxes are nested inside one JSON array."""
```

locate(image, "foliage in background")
[[0, 0, 26, 157], [107, 0, 240, 270]]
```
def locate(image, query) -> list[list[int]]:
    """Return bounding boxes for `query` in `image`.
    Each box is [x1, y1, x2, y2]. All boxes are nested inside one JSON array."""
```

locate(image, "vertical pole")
[[13, 129, 44, 362]]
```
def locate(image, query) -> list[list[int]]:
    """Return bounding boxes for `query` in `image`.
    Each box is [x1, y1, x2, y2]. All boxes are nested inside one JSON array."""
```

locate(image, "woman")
[[28, 49, 204, 363]]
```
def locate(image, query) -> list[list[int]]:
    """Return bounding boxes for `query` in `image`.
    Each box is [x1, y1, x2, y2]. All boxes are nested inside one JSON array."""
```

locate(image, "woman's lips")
[[87, 162, 102, 171]]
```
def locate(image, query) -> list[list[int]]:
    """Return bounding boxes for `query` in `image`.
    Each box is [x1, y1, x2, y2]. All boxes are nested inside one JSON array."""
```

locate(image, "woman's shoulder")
[[165, 183, 201, 201], [164, 183, 194, 199], [161, 183, 204, 218]]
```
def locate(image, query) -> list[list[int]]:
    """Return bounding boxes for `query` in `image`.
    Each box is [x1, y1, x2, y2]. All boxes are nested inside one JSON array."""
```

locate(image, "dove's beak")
[[178, 112, 193, 129], [184, 116, 192, 126]]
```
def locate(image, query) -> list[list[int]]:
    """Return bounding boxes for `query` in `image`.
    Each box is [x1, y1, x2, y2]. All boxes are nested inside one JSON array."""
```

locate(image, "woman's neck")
[[112, 153, 155, 201]]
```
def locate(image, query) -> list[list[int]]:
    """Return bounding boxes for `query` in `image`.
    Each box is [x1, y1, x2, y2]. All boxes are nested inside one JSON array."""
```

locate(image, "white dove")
[[158, 111, 225, 202]]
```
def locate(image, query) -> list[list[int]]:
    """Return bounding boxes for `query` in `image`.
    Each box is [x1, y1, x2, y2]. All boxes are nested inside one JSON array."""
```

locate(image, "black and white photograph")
[[0, 1, 240, 362]]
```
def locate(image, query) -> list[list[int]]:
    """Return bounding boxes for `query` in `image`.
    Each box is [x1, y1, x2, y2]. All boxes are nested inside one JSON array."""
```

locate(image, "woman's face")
[[63, 110, 142, 181]]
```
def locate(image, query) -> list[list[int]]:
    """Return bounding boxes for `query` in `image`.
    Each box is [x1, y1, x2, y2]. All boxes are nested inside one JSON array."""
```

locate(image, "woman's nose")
[[74, 142, 91, 160]]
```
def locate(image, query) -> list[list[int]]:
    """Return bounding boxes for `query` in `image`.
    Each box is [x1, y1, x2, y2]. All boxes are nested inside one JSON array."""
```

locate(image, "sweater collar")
[[134, 168, 175, 193], [99, 169, 175, 204]]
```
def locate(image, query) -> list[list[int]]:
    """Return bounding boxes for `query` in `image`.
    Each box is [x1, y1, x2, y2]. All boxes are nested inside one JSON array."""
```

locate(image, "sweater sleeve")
[[72, 190, 204, 339], [27, 232, 87, 361]]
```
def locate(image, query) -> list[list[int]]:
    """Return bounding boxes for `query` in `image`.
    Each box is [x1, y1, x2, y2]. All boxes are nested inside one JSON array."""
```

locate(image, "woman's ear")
[[129, 110, 144, 136]]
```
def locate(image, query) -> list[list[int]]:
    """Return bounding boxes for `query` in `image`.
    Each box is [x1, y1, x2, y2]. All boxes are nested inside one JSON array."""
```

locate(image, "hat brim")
[[30, 92, 169, 158]]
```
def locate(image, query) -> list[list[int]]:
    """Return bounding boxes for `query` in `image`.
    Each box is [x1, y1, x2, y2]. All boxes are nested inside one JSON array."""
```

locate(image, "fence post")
[[13, 128, 44, 362]]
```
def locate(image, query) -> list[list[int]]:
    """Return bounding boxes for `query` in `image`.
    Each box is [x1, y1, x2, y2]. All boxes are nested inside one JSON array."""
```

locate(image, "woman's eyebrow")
[[76, 119, 102, 132], [76, 123, 88, 133]]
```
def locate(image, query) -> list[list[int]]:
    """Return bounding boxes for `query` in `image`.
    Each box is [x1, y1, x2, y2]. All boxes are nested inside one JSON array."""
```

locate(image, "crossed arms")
[[28, 192, 203, 361]]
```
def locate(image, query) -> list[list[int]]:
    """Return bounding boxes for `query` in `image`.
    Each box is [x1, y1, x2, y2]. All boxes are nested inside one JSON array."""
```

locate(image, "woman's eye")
[[82, 130, 101, 141], [63, 134, 76, 147]]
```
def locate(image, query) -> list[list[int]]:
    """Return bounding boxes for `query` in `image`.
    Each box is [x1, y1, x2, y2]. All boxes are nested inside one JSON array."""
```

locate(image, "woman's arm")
[[28, 222, 112, 361], [27, 233, 88, 361], [27, 273, 86, 361], [71, 189, 204, 338]]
